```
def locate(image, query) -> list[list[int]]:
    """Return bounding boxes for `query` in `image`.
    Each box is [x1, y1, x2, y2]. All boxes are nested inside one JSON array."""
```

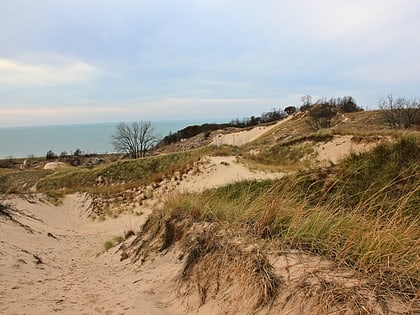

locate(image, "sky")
[[0, 0, 419, 127]]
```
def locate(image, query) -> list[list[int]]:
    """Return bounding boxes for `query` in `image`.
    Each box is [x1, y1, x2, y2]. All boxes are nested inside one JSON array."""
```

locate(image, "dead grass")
[[124, 197, 418, 313], [125, 212, 282, 310], [242, 141, 317, 171]]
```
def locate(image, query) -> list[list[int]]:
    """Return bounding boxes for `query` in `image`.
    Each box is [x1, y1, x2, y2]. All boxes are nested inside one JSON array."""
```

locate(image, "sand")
[[178, 156, 284, 192], [0, 121, 393, 314], [315, 135, 377, 165], [0, 195, 154, 314], [211, 117, 291, 147]]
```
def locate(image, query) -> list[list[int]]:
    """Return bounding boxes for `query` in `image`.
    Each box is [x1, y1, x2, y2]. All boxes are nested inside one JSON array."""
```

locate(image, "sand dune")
[[0, 153, 286, 314], [0, 121, 404, 314], [211, 117, 291, 147]]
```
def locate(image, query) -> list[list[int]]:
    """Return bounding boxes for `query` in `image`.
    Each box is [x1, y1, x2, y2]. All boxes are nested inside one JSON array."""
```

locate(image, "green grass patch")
[[37, 150, 204, 194], [0, 169, 54, 193]]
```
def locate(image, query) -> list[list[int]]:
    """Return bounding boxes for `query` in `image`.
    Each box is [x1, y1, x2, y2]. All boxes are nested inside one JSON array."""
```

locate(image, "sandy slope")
[[0, 195, 165, 314], [315, 135, 377, 165], [178, 156, 284, 192], [0, 121, 397, 314], [211, 118, 291, 147]]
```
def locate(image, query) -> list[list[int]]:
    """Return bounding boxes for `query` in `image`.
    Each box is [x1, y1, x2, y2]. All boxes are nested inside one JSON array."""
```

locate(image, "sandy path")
[[0, 195, 184, 314]]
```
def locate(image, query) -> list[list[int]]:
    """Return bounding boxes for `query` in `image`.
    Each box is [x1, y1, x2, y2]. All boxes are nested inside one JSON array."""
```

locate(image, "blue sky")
[[1, 0, 419, 127]]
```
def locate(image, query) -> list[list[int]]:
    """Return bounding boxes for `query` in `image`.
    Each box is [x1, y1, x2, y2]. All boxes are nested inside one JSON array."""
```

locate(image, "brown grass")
[[125, 212, 281, 310]]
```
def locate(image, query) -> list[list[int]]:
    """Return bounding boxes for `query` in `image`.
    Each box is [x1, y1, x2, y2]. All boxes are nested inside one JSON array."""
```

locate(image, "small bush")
[[46, 150, 57, 160], [307, 104, 338, 130]]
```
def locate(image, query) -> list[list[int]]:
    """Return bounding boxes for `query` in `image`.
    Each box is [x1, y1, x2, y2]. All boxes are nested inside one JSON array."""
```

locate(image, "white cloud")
[[349, 61, 420, 84], [0, 0, 419, 126], [0, 58, 100, 86], [291, 0, 414, 37]]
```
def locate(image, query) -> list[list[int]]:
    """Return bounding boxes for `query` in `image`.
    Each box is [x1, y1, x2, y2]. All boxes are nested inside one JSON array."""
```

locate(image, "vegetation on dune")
[[240, 131, 335, 171], [36, 149, 205, 194], [159, 108, 287, 146], [125, 212, 281, 310], [243, 141, 316, 170], [379, 95, 420, 129], [158, 136, 420, 299], [0, 169, 54, 193]]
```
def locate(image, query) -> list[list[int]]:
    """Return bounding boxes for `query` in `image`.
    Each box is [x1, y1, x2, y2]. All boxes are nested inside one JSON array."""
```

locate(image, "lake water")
[[0, 120, 226, 159]]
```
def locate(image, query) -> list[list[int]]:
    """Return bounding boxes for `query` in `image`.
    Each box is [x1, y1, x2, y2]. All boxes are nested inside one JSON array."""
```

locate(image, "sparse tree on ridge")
[[112, 121, 158, 158], [300, 95, 312, 111], [379, 95, 420, 129]]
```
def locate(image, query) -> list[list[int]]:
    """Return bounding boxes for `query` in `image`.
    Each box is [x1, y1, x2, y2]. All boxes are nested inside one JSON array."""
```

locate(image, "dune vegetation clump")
[[125, 210, 282, 311], [36, 150, 205, 194]]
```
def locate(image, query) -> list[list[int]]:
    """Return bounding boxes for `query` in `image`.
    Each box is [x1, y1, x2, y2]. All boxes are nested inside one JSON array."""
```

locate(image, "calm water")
[[0, 120, 225, 159]]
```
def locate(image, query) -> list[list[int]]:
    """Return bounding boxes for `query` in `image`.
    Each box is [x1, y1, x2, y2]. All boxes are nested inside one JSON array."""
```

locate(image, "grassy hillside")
[[155, 136, 419, 299], [36, 150, 205, 193]]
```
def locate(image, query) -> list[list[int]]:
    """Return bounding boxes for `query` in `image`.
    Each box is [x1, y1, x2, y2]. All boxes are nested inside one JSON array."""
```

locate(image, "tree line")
[[160, 108, 288, 146], [42, 94, 419, 161]]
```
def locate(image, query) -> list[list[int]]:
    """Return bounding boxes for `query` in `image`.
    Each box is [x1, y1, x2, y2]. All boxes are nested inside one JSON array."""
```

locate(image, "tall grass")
[[163, 136, 420, 297]]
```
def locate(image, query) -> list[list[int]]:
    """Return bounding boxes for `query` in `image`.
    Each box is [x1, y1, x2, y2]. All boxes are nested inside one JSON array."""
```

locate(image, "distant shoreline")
[[0, 119, 227, 159]]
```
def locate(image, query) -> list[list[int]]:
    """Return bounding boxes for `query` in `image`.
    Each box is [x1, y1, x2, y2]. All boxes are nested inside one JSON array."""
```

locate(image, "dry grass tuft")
[[125, 212, 282, 310], [282, 275, 386, 314]]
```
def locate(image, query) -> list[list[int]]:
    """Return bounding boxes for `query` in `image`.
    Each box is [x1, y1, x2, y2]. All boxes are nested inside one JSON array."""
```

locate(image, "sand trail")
[[0, 195, 181, 314]]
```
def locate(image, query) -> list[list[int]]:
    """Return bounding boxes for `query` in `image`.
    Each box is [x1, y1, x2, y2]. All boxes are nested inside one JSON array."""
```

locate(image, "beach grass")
[[160, 135, 420, 298], [36, 149, 205, 195]]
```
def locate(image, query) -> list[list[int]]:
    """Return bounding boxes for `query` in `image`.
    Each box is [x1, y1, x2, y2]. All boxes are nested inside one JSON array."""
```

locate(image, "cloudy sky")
[[1, 0, 419, 127]]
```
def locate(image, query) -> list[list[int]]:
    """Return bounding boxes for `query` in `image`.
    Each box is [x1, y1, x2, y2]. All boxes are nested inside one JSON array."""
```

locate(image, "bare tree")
[[379, 95, 420, 129], [300, 95, 312, 111], [112, 121, 158, 158]]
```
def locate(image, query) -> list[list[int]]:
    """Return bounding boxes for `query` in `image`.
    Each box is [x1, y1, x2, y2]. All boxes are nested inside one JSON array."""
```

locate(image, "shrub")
[[379, 95, 420, 129], [307, 104, 338, 130], [46, 150, 57, 160]]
